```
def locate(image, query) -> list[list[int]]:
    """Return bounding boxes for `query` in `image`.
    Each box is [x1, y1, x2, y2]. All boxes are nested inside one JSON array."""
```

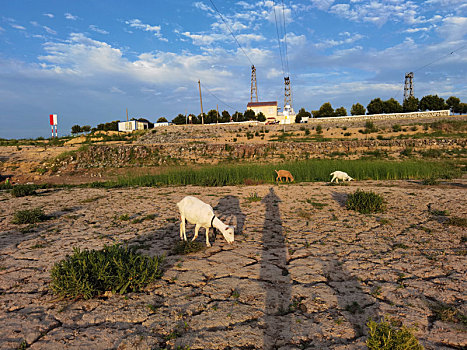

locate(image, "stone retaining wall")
[[52, 138, 466, 170]]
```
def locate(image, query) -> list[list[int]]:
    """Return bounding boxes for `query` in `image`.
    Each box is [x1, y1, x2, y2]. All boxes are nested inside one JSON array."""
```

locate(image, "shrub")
[[446, 216, 467, 227], [366, 319, 423, 350], [346, 189, 385, 214], [0, 181, 13, 190], [422, 177, 439, 185], [392, 124, 402, 132], [12, 208, 48, 224], [11, 184, 38, 197], [50, 244, 164, 300], [316, 125, 323, 134]]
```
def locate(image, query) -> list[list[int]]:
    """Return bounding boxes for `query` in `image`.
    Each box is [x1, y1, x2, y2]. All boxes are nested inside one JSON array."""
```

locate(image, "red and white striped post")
[[49, 114, 58, 137]]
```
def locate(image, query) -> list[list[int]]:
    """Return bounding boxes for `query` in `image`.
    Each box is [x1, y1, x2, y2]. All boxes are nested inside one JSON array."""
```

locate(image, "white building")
[[118, 120, 149, 132]]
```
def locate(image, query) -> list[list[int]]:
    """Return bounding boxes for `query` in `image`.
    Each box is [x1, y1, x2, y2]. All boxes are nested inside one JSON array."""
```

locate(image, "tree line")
[[295, 94, 466, 122], [71, 94, 465, 133]]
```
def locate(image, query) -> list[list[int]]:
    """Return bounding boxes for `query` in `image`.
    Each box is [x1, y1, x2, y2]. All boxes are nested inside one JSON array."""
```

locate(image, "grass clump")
[[445, 216, 467, 227], [366, 319, 423, 350], [172, 240, 206, 255], [346, 189, 386, 214], [11, 184, 38, 197], [246, 192, 262, 202], [12, 208, 48, 224], [50, 244, 164, 300]]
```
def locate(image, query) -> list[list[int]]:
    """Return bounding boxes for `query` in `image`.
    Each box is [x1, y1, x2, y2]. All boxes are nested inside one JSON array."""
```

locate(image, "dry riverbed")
[[0, 180, 466, 349]]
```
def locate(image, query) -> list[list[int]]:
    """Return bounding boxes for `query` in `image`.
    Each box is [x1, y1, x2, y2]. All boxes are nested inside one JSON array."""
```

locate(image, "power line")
[[200, 81, 236, 110], [207, 0, 254, 66], [413, 43, 467, 73], [273, 4, 285, 76], [280, 0, 290, 75]]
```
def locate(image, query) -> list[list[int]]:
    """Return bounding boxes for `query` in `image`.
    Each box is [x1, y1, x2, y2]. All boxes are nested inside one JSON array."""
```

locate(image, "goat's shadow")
[[213, 195, 246, 235], [331, 191, 348, 207]]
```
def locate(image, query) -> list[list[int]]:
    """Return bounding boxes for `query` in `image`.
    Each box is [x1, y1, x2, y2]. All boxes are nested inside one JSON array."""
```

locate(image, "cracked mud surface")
[[0, 180, 466, 349]]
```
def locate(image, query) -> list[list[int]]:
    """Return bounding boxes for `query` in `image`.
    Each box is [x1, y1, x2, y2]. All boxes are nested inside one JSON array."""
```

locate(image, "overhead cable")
[[207, 0, 254, 66]]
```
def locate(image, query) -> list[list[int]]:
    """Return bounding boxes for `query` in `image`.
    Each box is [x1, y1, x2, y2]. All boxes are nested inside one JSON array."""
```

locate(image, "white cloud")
[[125, 19, 167, 41], [329, 1, 420, 26], [437, 16, 467, 41], [10, 23, 26, 30], [309, 0, 335, 11], [315, 32, 363, 49], [89, 25, 109, 35], [65, 13, 78, 20], [110, 86, 125, 94], [180, 31, 228, 46], [193, 2, 214, 13], [236, 33, 265, 44], [43, 26, 57, 35], [43, 13, 54, 18]]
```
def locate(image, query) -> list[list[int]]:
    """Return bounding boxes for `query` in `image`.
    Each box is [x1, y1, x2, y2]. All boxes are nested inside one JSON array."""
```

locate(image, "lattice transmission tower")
[[284, 76, 292, 107], [404, 72, 414, 100], [250, 65, 258, 102]]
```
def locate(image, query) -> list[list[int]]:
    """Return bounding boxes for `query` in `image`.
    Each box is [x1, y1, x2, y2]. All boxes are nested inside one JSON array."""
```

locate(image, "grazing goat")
[[176, 196, 235, 247], [275, 169, 294, 183], [330, 171, 354, 183]]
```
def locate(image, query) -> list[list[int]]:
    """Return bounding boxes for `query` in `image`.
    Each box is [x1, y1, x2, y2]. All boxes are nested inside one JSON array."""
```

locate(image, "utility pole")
[[198, 80, 204, 124], [126, 108, 128, 121], [216, 104, 219, 124], [404, 72, 414, 100]]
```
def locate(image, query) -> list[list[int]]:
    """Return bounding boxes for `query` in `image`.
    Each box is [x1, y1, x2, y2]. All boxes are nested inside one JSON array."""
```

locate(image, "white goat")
[[176, 196, 235, 247], [330, 171, 354, 183]]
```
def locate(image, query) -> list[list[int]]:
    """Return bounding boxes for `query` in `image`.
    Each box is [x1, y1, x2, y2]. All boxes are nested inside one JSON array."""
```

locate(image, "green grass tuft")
[[12, 208, 48, 224], [346, 189, 386, 214], [11, 184, 38, 197], [50, 244, 164, 300], [172, 240, 206, 255], [366, 319, 423, 350]]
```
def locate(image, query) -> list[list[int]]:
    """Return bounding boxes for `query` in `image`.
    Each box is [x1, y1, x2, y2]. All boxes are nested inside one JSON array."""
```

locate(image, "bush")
[[12, 208, 48, 224], [50, 244, 164, 300], [11, 184, 37, 197], [392, 124, 402, 132], [346, 189, 386, 214], [366, 319, 423, 350]]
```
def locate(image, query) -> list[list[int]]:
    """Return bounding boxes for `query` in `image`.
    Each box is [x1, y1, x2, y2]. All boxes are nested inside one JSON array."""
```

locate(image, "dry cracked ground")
[[0, 180, 466, 349]]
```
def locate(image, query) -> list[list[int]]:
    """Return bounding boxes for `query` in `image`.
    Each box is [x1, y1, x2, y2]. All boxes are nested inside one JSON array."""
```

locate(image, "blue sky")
[[1, 0, 466, 138]]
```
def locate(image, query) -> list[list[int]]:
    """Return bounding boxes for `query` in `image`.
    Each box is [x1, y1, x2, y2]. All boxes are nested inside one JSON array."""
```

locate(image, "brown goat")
[[275, 169, 294, 183]]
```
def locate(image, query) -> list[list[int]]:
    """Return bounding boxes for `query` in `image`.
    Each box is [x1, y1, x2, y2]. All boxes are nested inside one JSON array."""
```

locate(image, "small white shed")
[[118, 120, 149, 132]]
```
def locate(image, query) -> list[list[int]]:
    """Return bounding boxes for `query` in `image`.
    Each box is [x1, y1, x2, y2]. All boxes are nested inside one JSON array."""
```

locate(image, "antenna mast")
[[198, 80, 204, 124], [404, 72, 414, 100], [250, 65, 258, 102]]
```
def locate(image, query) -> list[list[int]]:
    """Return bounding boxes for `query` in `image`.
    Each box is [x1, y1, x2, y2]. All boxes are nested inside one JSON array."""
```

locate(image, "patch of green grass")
[[306, 199, 328, 209], [246, 192, 262, 202], [345, 189, 386, 214], [119, 214, 130, 221], [366, 319, 423, 350], [172, 240, 206, 255], [0, 181, 13, 190], [11, 184, 38, 197], [429, 301, 467, 325], [82, 159, 461, 188], [430, 209, 450, 216], [445, 216, 467, 227], [12, 208, 48, 224], [50, 244, 164, 300]]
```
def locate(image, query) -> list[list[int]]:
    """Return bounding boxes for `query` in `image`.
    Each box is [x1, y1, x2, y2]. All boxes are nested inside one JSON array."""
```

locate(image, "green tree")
[[383, 98, 403, 113], [313, 102, 335, 118], [403, 96, 419, 112], [232, 111, 243, 122], [256, 112, 266, 122], [244, 109, 256, 121], [446, 96, 461, 114], [367, 98, 384, 115], [351, 103, 366, 116], [295, 107, 311, 123], [205, 109, 219, 124], [157, 117, 168, 123], [460, 102, 467, 114], [71, 125, 82, 134], [196, 113, 206, 124], [419, 94, 447, 111], [81, 125, 91, 133], [172, 114, 186, 125], [335, 107, 347, 117], [220, 110, 231, 123], [96, 121, 119, 131]]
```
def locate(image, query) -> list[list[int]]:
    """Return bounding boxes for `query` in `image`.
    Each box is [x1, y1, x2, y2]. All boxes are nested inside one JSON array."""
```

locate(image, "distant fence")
[[311, 110, 451, 123]]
